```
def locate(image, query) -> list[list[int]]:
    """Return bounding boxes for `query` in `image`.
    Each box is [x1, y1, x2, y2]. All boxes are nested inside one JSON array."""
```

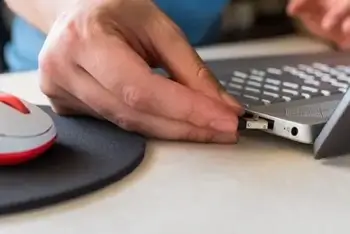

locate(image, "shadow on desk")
[[320, 156, 350, 169], [240, 130, 350, 170], [239, 130, 312, 154]]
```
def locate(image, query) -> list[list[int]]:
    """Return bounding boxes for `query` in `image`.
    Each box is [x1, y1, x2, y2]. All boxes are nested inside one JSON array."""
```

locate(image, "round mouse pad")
[[0, 106, 146, 215]]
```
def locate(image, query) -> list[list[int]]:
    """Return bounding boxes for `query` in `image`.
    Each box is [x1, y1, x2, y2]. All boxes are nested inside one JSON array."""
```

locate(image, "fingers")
[[322, 4, 349, 31], [146, 12, 243, 112], [37, 0, 241, 144], [77, 34, 241, 131], [55, 54, 239, 142], [287, 0, 305, 15], [121, 108, 238, 143], [342, 16, 350, 33], [121, 72, 240, 132], [300, 16, 333, 39], [56, 60, 238, 143]]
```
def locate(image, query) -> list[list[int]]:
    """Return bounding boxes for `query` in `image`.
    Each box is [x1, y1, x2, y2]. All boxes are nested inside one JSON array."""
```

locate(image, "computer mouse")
[[0, 92, 57, 165]]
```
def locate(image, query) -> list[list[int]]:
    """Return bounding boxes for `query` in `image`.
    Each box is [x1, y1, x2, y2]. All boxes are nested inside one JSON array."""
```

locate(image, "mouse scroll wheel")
[[0, 93, 30, 114]]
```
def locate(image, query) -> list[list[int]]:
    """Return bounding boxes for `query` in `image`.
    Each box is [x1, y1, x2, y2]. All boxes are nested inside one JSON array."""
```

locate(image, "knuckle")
[[185, 129, 199, 141], [122, 86, 143, 108], [183, 99, 208, 127], [50, 102, 73, 115], [196, 65, 212, 80], [113, 114, 137, 131], [38, 52, 57, 79], [38, 70, 58, 99], [185, 129, 213, 143], [37, 52, 65, 100], [95, 104, 137, 132], [171, 23, 185, 37], [60, 20, 82, 48]]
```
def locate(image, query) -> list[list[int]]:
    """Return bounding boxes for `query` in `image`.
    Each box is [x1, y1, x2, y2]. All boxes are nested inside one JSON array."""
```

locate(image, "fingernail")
[[210, 119, 237, 133]]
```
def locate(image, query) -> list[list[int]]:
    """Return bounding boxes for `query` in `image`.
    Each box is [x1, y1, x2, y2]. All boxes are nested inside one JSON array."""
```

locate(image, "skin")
[[4, 0, 244, 143], [288, 0, 350, 49]]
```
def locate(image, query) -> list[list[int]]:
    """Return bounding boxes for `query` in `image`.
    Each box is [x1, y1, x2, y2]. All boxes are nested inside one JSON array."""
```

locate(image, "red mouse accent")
[[0, 93, 30, 114], [0, 136, 56, 165]]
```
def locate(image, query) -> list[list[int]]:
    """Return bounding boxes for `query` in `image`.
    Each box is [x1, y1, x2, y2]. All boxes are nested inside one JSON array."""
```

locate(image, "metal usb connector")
[[238, 117, 269, 130]]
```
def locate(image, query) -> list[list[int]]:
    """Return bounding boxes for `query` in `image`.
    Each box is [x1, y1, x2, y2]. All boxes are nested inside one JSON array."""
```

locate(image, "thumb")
[[147, 13, 243, 114]]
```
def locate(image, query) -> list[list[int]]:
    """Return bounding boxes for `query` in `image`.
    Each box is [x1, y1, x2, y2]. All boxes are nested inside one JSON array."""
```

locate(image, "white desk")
[[1, 35, 349, 234]]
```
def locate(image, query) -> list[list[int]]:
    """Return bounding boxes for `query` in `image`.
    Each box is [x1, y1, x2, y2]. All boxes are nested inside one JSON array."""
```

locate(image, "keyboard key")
[[233, 71, 247, 78], [265, 78, 280, 85], [314, 70, 325, 78], [262, 99, 271, 105], [339, 88, 347, 93], [245, 87, 260, 94], [231, 77, 245, 84], [282, 89, 299, 96], [329, 68, 341, 76], [301, 92, 323, 99], [263, 91, 279, 98], [251, 69, 265, 76], [335, 65, 348, 71], [321, 90, 331, 96], [283, 65, 295, 71], [249, 75, 263, 82], [298, 72, 312, 80], [264, 84, 279, 91], [228, 83, 243, 90], [333, 82, 348, 89], [283, 82, 299, 89], [243, 94, 259, 101], [247, 81, 262, 87], [304, 79, 320, 86], [298, 64, 311, 70], [337, 75, 350, 83], [302, 86, 318, 93], [282, 96, 292, 102], [313, 63, 330, 72], [301, 93, 311, 99], [267, 68, 282, 75]]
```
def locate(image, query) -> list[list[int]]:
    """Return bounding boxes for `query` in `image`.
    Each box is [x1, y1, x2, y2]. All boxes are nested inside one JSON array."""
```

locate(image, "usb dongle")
[[238, 117, 269, 130]]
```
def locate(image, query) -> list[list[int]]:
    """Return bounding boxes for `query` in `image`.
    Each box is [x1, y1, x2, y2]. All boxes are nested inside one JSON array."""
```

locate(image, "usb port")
[[239, 117, 268, 130], [257, 116, 274, 130], [245, 118, 268, 130], [239, 113, 274, 130]]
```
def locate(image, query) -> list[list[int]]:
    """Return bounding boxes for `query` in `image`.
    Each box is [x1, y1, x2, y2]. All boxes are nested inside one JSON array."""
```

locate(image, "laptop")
[[206, 50, 350, 145]]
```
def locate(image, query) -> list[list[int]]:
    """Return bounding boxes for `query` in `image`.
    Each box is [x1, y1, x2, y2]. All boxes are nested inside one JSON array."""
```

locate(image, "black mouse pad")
[[0, 106, 146, 215]]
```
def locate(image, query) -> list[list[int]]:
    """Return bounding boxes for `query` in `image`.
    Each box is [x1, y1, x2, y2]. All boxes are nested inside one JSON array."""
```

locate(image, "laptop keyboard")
[[219, 62, 349, 107]]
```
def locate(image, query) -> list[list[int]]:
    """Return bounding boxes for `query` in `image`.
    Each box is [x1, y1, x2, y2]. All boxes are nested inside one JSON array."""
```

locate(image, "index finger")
[[146, 11, 243, 111], [125, 72, 241, 132]]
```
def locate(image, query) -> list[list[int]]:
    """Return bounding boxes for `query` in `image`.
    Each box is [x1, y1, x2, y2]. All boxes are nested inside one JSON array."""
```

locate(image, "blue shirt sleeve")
[[4, 0, 229, 72]]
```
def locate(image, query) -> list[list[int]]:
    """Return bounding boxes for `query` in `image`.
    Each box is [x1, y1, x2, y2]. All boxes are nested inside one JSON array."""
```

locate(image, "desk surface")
[[0, 35, 349, 234]]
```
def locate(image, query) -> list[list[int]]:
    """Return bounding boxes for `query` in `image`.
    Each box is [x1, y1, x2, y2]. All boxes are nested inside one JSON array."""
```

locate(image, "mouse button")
[[0, 93, 30, 114], [0, 104, 52, 137]]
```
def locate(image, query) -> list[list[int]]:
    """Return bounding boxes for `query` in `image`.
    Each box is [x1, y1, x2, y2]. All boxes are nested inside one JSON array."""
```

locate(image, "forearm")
[[4, 0, 75, 33]]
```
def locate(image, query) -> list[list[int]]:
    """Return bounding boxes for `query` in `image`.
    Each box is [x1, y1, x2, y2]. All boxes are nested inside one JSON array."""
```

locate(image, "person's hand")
[[288, 0, 350, 49], [38, 0, 243, 143]]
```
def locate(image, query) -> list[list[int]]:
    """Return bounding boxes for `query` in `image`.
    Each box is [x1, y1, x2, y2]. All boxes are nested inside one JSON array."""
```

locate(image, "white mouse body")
[[0, 92, 56, 165]]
